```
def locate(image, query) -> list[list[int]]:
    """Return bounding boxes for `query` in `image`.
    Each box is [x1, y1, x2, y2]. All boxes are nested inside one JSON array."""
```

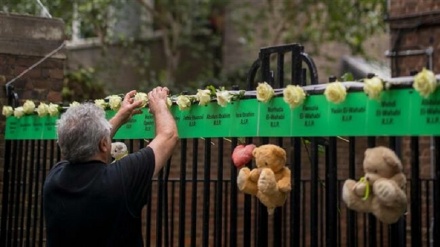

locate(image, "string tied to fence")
[[4, 41, 66, 105]]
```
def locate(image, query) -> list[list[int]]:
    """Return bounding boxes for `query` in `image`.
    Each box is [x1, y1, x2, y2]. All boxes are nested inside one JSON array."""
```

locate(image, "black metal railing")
[[0, 137, 439, 246]]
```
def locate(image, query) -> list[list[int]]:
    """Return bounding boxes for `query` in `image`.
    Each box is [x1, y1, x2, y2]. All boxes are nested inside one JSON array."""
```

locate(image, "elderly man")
[[43, 87, 178, 247]]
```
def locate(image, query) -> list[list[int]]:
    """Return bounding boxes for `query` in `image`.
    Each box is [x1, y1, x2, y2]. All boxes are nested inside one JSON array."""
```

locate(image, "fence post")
[[434, 137, 440, 246], [389, 137, 406, 247], [310, 138, 319, 247], [411, 137, 421, 246], [202, 138, 212, 247], [326, 137, 337, 247], [347, 137, 358, 246], [179, 139, 187, 247]]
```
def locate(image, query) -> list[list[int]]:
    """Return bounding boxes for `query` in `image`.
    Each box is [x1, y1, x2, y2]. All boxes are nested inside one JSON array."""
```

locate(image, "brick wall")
[[0, 12, 65, 217], [388, 0, 440, 18], [0, 13, 66, 103], [388, 1, 440, 75], [387, 1, 440, 245], [387, 1, 440, 176]]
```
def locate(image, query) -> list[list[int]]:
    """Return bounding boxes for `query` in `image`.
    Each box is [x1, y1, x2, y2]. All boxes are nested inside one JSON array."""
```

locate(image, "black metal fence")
[[1, 44, 440, 246]]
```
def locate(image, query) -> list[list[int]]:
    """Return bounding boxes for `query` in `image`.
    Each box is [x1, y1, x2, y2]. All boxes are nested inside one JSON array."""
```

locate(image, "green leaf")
[[340, 73, 354, 82]]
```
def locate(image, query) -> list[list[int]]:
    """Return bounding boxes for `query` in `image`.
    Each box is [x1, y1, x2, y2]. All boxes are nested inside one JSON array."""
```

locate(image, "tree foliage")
[[233, 0, 386, 55], [62, 67, 106, 103], [135, 0, 226, 87], [4, 0, 225, 90], [4, 0, 386, 92], [4, 0, 124, 42]]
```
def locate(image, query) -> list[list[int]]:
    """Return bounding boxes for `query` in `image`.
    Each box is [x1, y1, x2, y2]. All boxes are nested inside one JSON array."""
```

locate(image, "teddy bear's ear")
[[252, 147, 259, 157], [273, 147, 287, 163], [274, 147, 286, 158], [364, 148, 372, 156], [383, 153, 402, 170]]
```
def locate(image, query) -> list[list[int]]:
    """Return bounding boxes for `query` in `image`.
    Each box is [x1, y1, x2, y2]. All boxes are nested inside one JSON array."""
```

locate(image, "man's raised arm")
[[147, 87, 179, 176]]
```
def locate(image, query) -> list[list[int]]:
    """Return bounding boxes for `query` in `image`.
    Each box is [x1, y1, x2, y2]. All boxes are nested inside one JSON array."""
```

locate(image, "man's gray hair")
[[57, 103, 111, 163]]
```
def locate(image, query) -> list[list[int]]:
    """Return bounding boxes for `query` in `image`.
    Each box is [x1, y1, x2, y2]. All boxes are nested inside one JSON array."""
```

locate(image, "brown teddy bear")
[[342, 146, 407, 224], [236, 144, 291, 215]]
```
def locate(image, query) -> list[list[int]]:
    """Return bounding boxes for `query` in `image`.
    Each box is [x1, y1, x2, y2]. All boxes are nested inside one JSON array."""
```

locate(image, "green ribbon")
[[359, 177, 370, 200], [115, 152, 128, 161], [111, 151, 128, 163]]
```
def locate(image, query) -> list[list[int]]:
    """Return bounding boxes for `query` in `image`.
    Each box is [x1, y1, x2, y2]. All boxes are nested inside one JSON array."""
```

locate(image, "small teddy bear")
[[111, 142, 128, 162], [236, 144, 291, 215], [342, 146, 407, 224]]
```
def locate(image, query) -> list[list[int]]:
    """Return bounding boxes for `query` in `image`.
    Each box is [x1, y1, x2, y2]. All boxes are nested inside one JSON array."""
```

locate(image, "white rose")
[[363, 77, 384, 100], [14, 107, 24, 118], [414, 68, 437, 98], [48, 103, 60, 116], [70, 101, 80, 108], [166, 97, 173, 108], [134, 92, 148, 108], [23, 100, 36, 114], [176, 95, 191, 110], [324, 82, 347, 104], [216, 89, 233, 107], [36, 103, 49, 117], [108, 95, 122, 110], [94, 99, 107, 110], [197, 89, 212, 106], [256, 82, 274, 103], [2, 106, 13, 117], [283, 85, 306, 108]]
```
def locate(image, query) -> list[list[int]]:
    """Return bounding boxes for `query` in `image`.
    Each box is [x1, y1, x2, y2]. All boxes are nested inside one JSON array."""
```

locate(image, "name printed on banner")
[[376, 100, 400, 125], [236, 112, 255, 125], [420, 99, 440, 124], [8, 121, 17, 132], [184, 114, 204, 127], [266, 107, 285, 128], [207, 113, 231, 126], [300, 105, 320, 127], [20, 122, 31, 132], [125, 118, 137, 129], [331, 106, 366, 122], [33, 122, 42, 131], [144, 115, 154, 131]]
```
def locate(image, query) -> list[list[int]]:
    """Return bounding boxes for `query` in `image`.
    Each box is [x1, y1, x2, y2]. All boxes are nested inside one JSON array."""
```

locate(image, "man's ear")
[[99, 137, 110, 153]]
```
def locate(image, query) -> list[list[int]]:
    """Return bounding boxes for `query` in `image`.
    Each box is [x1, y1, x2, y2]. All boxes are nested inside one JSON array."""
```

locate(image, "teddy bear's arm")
[[390, 173, 407, 189], [237, 167, 259, 195], [354, 181, 367, 196], [249, 168, 262, 182], [277, 168, 292, 192]]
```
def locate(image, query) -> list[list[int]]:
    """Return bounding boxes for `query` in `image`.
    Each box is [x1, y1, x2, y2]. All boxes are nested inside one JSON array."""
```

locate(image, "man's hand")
[[147, 87, 170, 115], [109, 90, 143, 137]]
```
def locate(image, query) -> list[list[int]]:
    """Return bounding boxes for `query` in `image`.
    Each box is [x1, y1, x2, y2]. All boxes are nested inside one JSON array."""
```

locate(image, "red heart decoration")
[[232, 144, 256, 168]]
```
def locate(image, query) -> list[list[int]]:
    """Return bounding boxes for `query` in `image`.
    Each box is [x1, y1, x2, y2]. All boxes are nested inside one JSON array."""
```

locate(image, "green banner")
[[6, 115, 57, 140], [5, 88, 440, 140]]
